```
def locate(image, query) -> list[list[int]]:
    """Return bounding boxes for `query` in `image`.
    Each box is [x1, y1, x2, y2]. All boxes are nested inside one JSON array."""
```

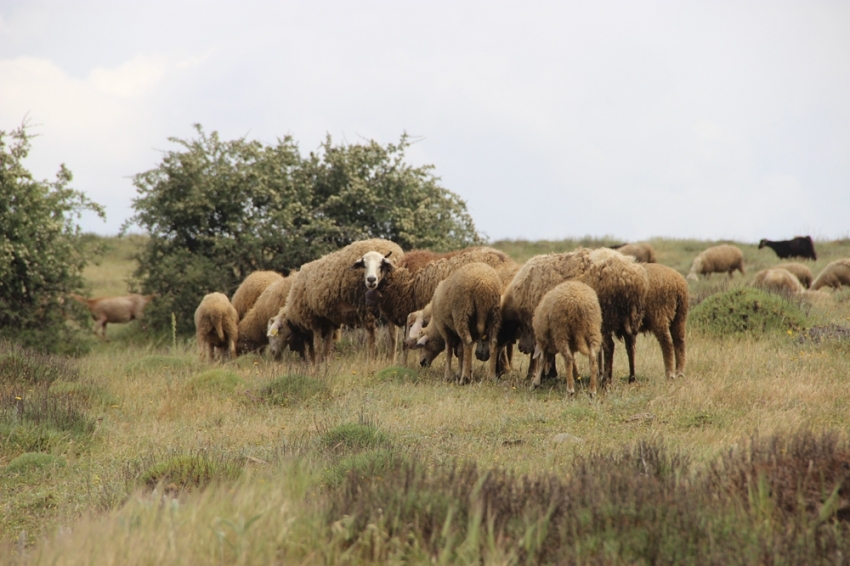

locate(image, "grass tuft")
[[689, 287, 808, 336], [374, 365, 422, 383], [319, 422, 392, 455], [185, 369, 244, 397], [137, 451, 243, 492], [256, 374, 328, 407], [4, 452, 66, 474]]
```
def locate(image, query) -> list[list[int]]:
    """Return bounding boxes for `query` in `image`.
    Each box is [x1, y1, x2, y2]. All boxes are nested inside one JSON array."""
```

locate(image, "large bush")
[[124, 126, 484, 333], [0, 124, 104, 353], [689, 287, 807, 337]]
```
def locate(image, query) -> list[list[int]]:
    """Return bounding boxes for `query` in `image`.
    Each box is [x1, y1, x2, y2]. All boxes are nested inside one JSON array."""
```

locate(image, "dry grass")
[[2, 236, 849, 564]]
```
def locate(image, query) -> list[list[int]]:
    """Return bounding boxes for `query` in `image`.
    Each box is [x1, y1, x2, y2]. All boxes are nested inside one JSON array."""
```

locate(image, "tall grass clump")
[[185, 369, 244, 397], [256, 374, 328, 407], [133, 449, 244, 492], [689, 287, 807, 336]]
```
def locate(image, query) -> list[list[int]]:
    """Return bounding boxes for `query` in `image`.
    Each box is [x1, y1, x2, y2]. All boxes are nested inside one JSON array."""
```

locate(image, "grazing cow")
[[758, 236, 817, 260]]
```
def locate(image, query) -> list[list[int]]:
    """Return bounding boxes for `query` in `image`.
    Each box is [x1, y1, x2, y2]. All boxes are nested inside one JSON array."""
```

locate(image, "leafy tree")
[[0, 123, 105, 353], [124, 125, 484, 333]]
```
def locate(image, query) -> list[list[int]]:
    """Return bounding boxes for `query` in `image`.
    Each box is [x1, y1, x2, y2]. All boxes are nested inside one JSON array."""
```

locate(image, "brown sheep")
[[751, 268, 805, 295], [70, 293, 157, 339], [811, 259, 850, 291], [194, 292, 238, 361], [231, 271, 284, 320], [237, 272, 297, 355], [773, 262, 813, 289], [640, 263, 688, 381], [687, 245, 745, 280], [531, 281, 602, 396], [612, 242, 656, 263], [413, 263, 503, 384]]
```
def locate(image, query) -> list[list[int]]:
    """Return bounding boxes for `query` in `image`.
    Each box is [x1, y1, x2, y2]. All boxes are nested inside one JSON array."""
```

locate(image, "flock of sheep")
[[71, 237, 850, 397]]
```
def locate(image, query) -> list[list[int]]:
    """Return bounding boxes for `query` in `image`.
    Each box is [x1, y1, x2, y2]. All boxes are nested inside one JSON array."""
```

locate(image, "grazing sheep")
[[531, 281, 602, 396], [751, 268, 805, 295], [773, 263, 813, 289], [413, 263, 502, 384], [194, 292, 238, 361], [231, 271, 284, 321], [758, 236, 817, 260], [280, 239, 404, 365], [500, 247, 647, 386], [811, 259, 850, 291], [639, 263, 689, 381], [70, 293, 157, 339], [266, 305, 313, 361], [686, 245, 745, 281], [237, 272, 297, 354], [612, 242, 656, 263]]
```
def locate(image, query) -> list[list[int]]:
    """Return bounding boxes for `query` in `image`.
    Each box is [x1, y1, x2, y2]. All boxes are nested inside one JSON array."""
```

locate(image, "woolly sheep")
[[70, 293, 157, 339], [686, 245, 744, 281], [231, 271, 285, 320], [811, 259, 850, 291], [237, 272, 297, 355], [500, 247, 647, 386], [194, 292, 238, 361], [750, 268, 805, 295], [639, 263, 688, 381], [413, 263, 503, 384], [612, 242, 656, 263], [773, 263, 813, 289], [530, 281, 602, 396], [266, 305, 313, 361], [280, 238, 404, 365]]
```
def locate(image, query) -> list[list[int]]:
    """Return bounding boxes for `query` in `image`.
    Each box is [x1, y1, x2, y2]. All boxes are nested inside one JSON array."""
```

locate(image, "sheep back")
[[773, 263, 813, 289], [614, 242, 656, 263], [231, 271, 285, 320], [687, 245, 744, 280], [532, 281, 602, 359], [751, 268, 805, 295], [811, 259, 850, 290]]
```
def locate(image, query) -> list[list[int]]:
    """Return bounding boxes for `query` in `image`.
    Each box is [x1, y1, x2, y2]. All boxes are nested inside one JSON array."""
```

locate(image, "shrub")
[[689, 287, 807, 336], [257, 374, 327, 407]]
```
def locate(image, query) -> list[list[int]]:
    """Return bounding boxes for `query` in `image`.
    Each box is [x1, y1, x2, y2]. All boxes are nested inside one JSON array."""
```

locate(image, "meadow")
[[1, 236, 849, 565]]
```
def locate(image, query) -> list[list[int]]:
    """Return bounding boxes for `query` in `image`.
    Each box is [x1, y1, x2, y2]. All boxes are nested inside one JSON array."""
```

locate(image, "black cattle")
[[758, 236, 817, 260]]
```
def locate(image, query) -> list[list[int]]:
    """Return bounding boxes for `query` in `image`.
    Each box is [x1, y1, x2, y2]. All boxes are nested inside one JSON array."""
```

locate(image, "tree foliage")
[[0, 123, 105, 353], [124, 126, 483, 333]]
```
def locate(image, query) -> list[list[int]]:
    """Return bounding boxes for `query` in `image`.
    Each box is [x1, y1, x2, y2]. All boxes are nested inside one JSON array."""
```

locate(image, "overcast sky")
[[2, 1, 849, 242]]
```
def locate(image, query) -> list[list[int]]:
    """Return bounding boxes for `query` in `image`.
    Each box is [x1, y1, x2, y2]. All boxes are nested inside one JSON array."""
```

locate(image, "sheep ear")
[[412, 335, 429, 350], [384, 251, 393, 259], [350, 258, 366, 271], [381, 257, 395, 272], [532, 345, 542, 360]]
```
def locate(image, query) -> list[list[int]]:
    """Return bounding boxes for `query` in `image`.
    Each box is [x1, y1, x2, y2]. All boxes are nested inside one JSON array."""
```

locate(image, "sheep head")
[[350, 250, 395, 290]]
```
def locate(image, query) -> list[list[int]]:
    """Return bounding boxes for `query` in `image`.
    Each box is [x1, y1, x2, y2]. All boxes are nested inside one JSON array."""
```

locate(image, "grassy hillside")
[[2, 236, 849, 564]]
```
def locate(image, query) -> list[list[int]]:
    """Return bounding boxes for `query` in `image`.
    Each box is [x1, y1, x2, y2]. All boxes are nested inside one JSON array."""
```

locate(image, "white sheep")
[[277, 238, 404, 365], [810, 259, 850, 291], [639, 263, 689, 381], [530, 280, 602, 396], [70, 293, 157, 339], [194, 292, 238, 361], [686, 245, 745, 281], [750, 268, 805, 295], [612, 242, 656, 263], [773, 262, 813, 289], [231, 271, 285, 320], [412, 262, 503, 384], [237, 272, 297, 355]]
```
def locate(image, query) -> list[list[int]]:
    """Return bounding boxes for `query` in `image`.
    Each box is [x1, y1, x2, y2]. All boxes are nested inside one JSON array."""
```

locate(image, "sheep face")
[[517, 328, 536, 355], [350, 251, 395, 290]]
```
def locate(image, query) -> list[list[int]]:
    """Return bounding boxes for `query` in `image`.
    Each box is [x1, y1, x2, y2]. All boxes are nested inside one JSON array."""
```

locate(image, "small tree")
[[0, 123, 105, 353], [124, 126, 484, 333]]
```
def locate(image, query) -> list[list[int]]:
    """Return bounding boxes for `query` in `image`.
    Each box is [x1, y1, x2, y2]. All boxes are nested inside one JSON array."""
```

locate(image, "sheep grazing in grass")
[[686, 245, 745, 281], [500, 247, 647, 387], [231, 271, 284, 321], [531, 281, 602, 396], [773, 263, 813, 289], [70, 293, 157, 339], [639, 263, 689, 381], [751, 268, 805, 296], [194, 292, 238, 362], [413, 263, 503, 384], [280, 239, 404, 365], [237, 272, 297, 355], [611, 242, 656, 263], [758, 236, 817, 260], [811, 259, 850, 291]]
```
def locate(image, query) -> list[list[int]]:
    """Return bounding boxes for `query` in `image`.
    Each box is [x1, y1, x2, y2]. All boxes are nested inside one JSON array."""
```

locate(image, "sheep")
[[811, 259, 850, 291], [530, 281, 602, 396], [354, 246, 517, 364], [639, 263, 689, 381], [237, 272, 297, 355], [758, 236, 817, 260], [773, 262, 813, 289], [278, 238, 404, 365], [231, 271, 284, 320], [266, 304, 315, 361], [611, 242, 656, 263], [412, 262, 502, 384], [500, 247, 647, 386], [686, 245, 745, 281], [750, 268, 805, 296], [194, 292, 238, 361], [70, 293, 157, 339]]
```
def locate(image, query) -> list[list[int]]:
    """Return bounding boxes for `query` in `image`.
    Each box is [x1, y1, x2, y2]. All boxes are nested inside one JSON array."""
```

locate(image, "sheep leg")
[[95, 316, 109, 340], [531, 348, 545, 389], [561, 347, 576, 396], [672, 323, 686, 379], [487, 336, 499, 381], [587, 347, 599, 398], [545, 352, 558, 379], [366, 326, 376, 362], [624, 333, 637, 383], [653, 327, 676, 380], [526, 353, 538, 381], [444, 340, 456, 382], [386, 323, 397, 361], [461, 339, 474, 385], [602, 333, 615, 387]]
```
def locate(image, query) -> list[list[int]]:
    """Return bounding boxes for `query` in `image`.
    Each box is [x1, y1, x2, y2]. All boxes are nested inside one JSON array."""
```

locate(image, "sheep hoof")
[[628, 375, 635, 384]]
